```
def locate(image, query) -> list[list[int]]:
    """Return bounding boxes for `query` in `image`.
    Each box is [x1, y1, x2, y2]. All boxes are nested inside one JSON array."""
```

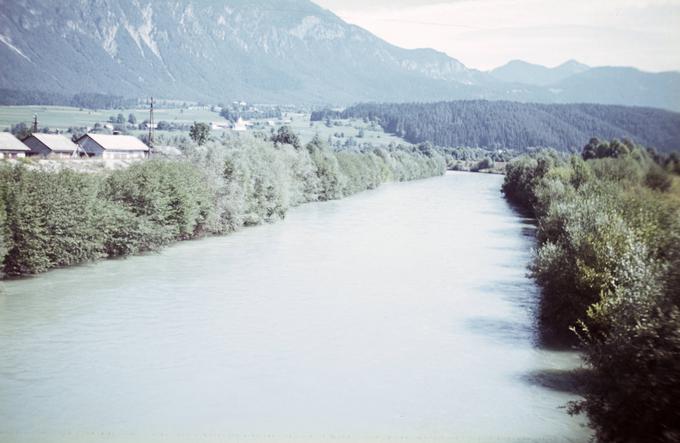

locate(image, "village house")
[[233, 117, 251, 132], [211, 121, 230, 131], [76, 133, 150, 159], [0, 132, 30, 159], [22, 133, 80, 158]]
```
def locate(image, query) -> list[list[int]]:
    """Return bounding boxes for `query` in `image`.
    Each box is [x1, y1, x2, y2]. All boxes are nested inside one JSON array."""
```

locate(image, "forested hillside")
[[312, 101, 680, 152], [0, 89, 137, 109]]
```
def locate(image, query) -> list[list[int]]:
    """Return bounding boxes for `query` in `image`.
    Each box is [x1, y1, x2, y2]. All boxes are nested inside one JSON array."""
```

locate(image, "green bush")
[[0, 166, 104, 275], [503, 140, 680, 441], [0, 133, 446, 277], [103, 159, 213, 241]]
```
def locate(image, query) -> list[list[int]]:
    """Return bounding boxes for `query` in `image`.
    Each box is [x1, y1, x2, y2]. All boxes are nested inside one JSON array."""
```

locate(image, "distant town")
[[0, 100, 305, 160]]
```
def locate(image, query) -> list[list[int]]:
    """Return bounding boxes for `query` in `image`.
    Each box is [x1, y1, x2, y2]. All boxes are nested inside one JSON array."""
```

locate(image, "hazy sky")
[[313, 0, 680, 72]]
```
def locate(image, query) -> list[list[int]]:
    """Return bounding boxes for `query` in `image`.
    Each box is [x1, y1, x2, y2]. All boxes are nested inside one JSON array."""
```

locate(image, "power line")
[[371, 19, 484, 30], [221, 7, 487, 31]]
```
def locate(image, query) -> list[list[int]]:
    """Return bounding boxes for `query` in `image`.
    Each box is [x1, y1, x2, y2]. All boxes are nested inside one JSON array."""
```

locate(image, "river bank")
[[0, 135, 445, 278]]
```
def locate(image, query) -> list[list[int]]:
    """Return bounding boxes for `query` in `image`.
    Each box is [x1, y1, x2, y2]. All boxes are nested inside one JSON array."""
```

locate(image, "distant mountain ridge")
[[0, 0, 679, 110], [490, 60, 591, 86]]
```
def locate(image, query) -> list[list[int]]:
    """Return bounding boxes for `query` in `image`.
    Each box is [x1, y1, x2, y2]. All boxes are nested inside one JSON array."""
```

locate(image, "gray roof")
[[82, 133, 149, 151], [27, 133, 78, 153], [0, 132, 30, 151]]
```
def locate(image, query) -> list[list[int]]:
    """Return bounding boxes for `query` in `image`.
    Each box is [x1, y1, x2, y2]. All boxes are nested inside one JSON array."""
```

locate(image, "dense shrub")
[[0, 133, 445, 276], [1, 167, 104, 275], [503, 141, 680, 442], [103, 160, 213, 241], [501, 149, 560, 211]]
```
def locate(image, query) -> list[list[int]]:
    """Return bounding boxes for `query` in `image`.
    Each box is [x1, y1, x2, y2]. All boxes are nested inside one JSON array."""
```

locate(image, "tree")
[[219, 108, 235, 122], [582, 138, 600, 160], [10, 122, 31, 139], [608, 139, 630, 158], [189, 122, 211, 145], [128, 113, 137, 125], [271, 126, 301, 150], [116, 113, 126, 124]]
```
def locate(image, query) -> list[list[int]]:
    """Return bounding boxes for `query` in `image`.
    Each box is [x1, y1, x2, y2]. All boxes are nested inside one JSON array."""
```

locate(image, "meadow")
[[0, 105, 220, 131], [283, 113, 411, 147], [0, 106, 412, 150]]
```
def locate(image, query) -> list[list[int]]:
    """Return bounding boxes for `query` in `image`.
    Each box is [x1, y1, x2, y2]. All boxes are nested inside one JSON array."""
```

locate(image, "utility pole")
[[148, 97, 155, 149]]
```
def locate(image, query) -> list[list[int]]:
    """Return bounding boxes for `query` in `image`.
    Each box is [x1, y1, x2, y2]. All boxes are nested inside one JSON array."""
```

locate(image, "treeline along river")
[[0, 171, 590, 442]]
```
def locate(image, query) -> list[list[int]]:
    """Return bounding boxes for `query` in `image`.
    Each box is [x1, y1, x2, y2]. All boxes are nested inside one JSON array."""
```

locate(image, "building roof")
[[80, 133, 149, 151], [0, 132, 30, 151], [27, 133, 78, 153]]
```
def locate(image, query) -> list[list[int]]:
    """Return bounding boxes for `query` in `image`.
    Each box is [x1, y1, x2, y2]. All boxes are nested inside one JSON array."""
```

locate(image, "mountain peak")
[[490, 58, 591, 86], [556, 59, 590, 72], [505, 59, 540, 67]]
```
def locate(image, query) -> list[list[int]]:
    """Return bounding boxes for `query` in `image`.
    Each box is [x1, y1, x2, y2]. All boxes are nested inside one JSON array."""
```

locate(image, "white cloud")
[[316, 0, 680, 71]]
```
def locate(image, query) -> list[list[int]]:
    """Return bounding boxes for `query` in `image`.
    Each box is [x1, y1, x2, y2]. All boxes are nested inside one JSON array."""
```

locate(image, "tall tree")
[[189, 122, 211, 146]]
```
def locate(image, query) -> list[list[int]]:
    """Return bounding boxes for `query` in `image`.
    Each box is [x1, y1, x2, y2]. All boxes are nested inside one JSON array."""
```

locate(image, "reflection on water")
[[521, 368, 587, 395], [465, 317, 535, 346], [0, 172, 590, 442]]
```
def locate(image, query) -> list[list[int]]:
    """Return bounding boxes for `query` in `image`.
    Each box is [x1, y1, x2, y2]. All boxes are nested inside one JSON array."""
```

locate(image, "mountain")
[[489, 61, 680, 112], [0, 0, 489, 105], [0, 0, 679, 110], [549, 67, 680, 112], [490, 59, 590, 86], [313, 101, 680, 152]]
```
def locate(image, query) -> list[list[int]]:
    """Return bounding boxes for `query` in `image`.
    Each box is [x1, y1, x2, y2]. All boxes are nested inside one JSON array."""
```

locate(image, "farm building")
[[22, 133, 79, 158], [211, 121, 230, 130], [76, 133, 150, 159], [233, 117, 251, 132], [0, 132, 30, 158]]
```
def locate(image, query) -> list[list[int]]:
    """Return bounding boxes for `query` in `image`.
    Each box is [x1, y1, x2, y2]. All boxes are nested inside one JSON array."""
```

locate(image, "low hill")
[[312, 101, 680, 152]]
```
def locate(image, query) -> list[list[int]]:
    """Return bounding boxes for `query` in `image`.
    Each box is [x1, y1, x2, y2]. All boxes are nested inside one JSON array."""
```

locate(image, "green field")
[[0, 105, 221, 130], [0, 106, 410, 147], [274, 113, 410, 147]]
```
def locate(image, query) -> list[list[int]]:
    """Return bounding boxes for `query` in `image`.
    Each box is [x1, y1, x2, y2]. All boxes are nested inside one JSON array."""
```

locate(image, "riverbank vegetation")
[[0, 134, 445, 277], [502, 139, 680, 442]]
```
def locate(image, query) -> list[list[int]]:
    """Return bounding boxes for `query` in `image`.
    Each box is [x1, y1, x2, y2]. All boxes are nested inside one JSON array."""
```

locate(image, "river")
[[0, 172, 590, 443]]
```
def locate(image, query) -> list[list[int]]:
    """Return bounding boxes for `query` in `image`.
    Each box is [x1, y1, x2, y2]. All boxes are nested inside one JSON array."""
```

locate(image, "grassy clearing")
[[0, 105, 221, 130], [274, 113, 411, 146], [0, 106, 412, 148]]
